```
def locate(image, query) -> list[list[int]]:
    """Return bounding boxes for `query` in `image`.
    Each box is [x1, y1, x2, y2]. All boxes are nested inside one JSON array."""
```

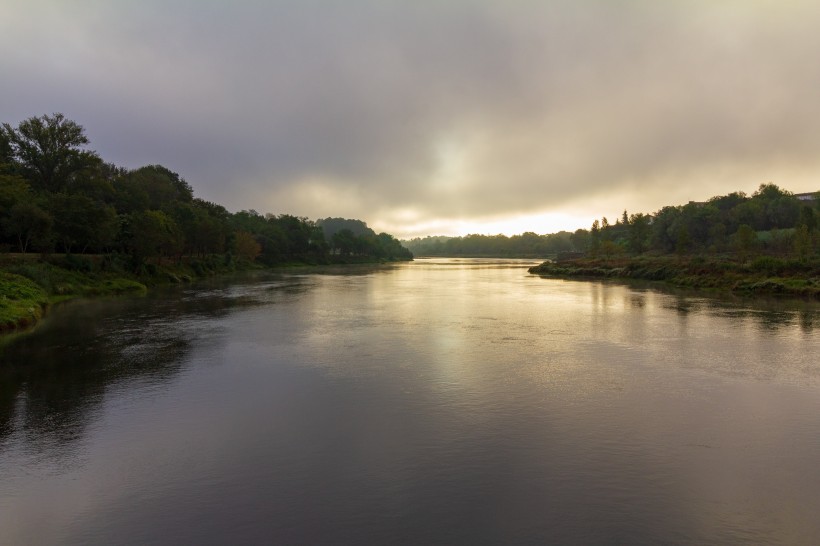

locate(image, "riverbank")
[[0, 253, 413, 334], [0, 254, 179, 333], [528, 255, 820, 299]]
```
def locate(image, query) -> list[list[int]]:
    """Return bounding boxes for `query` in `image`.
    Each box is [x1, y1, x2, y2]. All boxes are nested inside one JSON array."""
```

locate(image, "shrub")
[[750, 256, 785, 276]]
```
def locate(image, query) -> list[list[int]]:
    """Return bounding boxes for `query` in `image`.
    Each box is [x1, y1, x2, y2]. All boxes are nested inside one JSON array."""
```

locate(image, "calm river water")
[[1, 258, 819, 545]]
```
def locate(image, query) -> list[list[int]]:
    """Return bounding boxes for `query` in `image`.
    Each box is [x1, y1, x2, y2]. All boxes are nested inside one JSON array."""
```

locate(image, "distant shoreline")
[[529, 255, 820, 299]]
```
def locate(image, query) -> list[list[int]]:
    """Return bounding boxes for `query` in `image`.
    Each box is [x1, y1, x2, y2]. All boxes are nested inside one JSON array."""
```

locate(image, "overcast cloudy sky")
[[2, 1, 819, 238]]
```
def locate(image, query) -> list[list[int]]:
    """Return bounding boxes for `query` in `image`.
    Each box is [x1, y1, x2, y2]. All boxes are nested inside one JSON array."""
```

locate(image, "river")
[[1, 258, 819, 545]]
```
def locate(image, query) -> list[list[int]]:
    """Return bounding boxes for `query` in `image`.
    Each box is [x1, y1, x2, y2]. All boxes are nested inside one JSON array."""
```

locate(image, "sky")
[[2, 0, 820, 239]]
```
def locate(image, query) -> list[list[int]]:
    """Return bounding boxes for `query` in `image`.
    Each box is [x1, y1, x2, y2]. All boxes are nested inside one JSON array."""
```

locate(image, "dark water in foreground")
[[1, 258, 819, 545]]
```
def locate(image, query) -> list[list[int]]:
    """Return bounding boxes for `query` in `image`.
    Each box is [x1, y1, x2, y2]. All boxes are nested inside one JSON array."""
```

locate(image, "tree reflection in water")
[[0, 274, 314, 453]]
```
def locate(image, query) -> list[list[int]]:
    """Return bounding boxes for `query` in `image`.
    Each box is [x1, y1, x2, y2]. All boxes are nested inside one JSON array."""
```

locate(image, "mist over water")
[[1, 259, 819, 545]]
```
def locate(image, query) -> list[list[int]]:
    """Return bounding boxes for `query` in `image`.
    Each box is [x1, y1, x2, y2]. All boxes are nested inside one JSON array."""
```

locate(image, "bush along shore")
[[0, 250, 415, 335], [0, 253, 203, 334], [528, 255, 820, 299]]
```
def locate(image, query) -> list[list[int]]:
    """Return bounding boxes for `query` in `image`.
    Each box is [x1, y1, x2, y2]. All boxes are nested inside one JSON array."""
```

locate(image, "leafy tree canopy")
[[1, 113, 100, 193], [317, 217, 375, 240]]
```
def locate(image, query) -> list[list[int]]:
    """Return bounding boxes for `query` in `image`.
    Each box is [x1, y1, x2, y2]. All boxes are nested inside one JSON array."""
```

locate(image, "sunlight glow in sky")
[[2, 0, 819, 238], [385, 210, 596, 240]]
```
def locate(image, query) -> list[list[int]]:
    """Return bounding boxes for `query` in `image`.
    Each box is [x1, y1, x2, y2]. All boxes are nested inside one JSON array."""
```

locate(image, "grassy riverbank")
[[529, 255, 820, 299], [0, 253, 413, 334], [0, 253, 240, 333], [0, 272, 50, 332]]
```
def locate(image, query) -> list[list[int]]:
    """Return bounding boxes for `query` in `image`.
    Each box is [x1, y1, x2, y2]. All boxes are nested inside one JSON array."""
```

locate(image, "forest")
[[403, 231, 576, 258], [525, 186, 820, 298], [406, 185, 819, 260], [0, 113, 412, 269], [577, 185, 818, 260]]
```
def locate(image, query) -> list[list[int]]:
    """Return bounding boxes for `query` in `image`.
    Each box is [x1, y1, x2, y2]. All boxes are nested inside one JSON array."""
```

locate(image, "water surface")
[[1, 258, 819, 544]]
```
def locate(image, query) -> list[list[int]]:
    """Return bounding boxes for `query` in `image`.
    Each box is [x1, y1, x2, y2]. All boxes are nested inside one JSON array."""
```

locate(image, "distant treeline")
[[579, 184, 818, 260], [316, 217, 411, 261], [403, 232, 575, 257], [0, 113, 411, 269], [406, 184, 819, 260]]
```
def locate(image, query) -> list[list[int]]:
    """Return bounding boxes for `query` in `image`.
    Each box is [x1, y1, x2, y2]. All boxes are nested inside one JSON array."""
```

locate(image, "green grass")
[[4, 261, 147, 298], [0, 250, 414, 336], [529, 255, 820, 299], [0, 272, 49, 332], [0, 252, 259, 335], [0, 258, 149, 334]]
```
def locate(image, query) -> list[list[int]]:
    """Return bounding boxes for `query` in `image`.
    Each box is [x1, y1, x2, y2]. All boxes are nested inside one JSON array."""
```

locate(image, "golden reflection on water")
[[1, 258, 819, 544]]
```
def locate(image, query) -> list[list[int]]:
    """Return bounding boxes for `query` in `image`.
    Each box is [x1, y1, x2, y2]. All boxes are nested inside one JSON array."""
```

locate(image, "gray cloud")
[[2, 0, 820, 236]]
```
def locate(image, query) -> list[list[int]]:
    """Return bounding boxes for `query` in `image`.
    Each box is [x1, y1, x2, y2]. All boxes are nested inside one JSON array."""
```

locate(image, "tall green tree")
[[4, 202, 52, 253], [0, 113, 100, 193], [49, 193, 118, 253], [733, 224, 757, 260], [589, 219, 601, 256], [0, 128, 13, 165], [331, 229, 357, 256], [675, 225, 692, 255], [114, 165, 193, 213], [126, 210, 183, 265], [233, 231, 262, 262], [570, 229, 589, 253], [627, 213, 650, 254], [0, 174, 30, 211]]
